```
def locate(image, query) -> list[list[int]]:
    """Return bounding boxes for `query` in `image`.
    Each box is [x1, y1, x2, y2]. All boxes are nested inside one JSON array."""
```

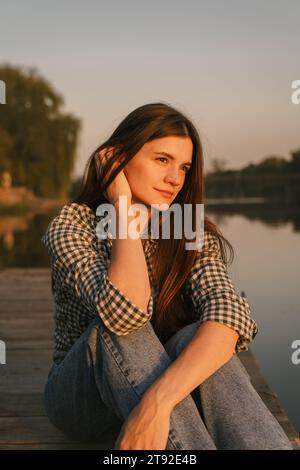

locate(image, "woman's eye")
[[156, 158, 190, 173]]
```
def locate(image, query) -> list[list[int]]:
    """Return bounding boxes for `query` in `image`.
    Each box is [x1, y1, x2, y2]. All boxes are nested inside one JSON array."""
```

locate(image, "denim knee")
[[164, 321, 200, 359], [209, 353, 251, 383]]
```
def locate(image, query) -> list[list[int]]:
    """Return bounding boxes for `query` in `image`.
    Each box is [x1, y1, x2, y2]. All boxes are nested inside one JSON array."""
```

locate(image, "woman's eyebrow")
[[153, 151, 192, 166]]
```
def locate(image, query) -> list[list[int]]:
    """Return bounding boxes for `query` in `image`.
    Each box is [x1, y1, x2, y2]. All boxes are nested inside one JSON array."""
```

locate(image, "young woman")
[[41, 102, 293, 450]]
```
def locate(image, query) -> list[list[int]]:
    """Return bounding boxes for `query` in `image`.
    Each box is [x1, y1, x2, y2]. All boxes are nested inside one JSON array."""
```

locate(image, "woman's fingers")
[[96, 147, 118, 183], [99, 147, 114, 162], [96, 147, 128, 202]]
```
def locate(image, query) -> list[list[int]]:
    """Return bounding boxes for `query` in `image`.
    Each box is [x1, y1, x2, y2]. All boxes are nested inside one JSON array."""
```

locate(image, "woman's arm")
[[184, 231, 258, 354], [107, 199, 151, 313], [150, 230, 257, 409], [114, 320, 238, 449], [41, 203, 154, 335], [114, 231, 257, 449], [141, 320, 239, 412]]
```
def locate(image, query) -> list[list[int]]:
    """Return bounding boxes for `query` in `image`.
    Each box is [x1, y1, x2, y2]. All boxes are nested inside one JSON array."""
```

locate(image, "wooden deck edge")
[[239, 348, 299, 448]]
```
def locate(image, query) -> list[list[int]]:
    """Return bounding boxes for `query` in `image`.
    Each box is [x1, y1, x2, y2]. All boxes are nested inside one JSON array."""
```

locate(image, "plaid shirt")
[[41, 202, 258, 364]]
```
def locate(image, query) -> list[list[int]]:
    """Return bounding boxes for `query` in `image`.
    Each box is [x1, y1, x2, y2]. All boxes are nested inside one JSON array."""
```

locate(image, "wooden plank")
[[0, 280, 51, 289], [0, 269, 52, 299], [4, 339, 53, 351], [3, 340, 53, 350], [0, 349, 52, 393], [0, 393, 45, 417], [0, 442, 116, 450], [0, 417, 79, 444], [239, 350, 298, 442], [0, 290, 53, 300], [0, 417, 120, 447], [0, 268, 51, 278], [0, 318, 53, 332], [0, 300, 54, 314], [0, 417, 66, 445], [0, 326, 54, 341], [0, 269, 51, 286]]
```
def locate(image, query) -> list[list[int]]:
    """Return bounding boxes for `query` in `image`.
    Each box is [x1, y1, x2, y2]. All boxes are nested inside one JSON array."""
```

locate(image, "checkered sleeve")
[[184, 231, 258, 353], [41, 204, 154, 335]]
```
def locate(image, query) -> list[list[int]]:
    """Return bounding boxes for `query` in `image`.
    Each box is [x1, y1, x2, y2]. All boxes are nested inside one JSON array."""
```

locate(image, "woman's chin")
[[131, 195, 171, 212], [153, 200, 171, 210]]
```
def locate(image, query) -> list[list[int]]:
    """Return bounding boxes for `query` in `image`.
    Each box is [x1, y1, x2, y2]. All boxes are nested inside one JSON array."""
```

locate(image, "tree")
[[210, 158, 228, 173], [288, 149, 300, 172], [241, 155, 288, 174], [0, 127, 13, 174], [256, 156, 288, 173], [0, 63, 81, 198]]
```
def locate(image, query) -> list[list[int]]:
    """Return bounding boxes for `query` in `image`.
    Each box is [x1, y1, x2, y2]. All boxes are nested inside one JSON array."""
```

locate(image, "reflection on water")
[[0, 202, 299, 432], [206, 202, 300, 232], [0, 203, 299, 268], [0, 207, 60, 268]]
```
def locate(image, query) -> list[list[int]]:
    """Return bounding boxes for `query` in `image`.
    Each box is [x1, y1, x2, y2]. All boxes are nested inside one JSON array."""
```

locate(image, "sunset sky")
[[1, 0, 300, 178]]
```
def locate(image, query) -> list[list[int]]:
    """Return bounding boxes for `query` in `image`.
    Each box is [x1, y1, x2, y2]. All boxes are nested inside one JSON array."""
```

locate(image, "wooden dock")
[[0, 268, 299, 450]]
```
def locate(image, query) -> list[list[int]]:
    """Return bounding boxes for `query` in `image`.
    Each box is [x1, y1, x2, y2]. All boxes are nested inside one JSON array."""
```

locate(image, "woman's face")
[[123, 136, 193, 217]]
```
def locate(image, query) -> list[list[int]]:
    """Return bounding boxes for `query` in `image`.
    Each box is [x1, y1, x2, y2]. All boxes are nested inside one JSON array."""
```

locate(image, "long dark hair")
[[73, 102, 234, 344]]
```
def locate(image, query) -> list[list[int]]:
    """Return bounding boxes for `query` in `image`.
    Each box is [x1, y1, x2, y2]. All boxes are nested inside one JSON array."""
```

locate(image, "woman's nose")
[[164, 168, 181, 185]]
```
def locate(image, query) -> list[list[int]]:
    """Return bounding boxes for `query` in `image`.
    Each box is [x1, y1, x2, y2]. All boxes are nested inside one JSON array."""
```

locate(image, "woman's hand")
[[96, 147, 132, 206], [113, 395, 171, 450]]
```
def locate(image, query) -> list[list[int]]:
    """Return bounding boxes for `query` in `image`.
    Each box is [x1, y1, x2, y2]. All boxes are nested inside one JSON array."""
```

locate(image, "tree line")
[[1, 64, 299, 202], [0, 64, 81, 198]]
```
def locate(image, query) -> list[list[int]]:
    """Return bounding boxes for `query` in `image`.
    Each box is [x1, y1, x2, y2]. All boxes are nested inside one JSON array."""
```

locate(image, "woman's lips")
[[154, 188, 174, 198]]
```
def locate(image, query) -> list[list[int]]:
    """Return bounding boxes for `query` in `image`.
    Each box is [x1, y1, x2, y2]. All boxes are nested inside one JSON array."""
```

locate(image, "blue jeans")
[[43, 316, 293, 450]]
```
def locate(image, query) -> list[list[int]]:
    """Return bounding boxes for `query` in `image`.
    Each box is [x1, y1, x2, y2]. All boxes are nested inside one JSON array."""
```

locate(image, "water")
[[206, 203, 300, 433], [0, 203, 299, 432]]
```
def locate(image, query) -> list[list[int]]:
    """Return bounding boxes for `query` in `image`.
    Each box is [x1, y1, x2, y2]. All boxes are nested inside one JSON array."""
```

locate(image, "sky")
[[1, 0, 300, 179]]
